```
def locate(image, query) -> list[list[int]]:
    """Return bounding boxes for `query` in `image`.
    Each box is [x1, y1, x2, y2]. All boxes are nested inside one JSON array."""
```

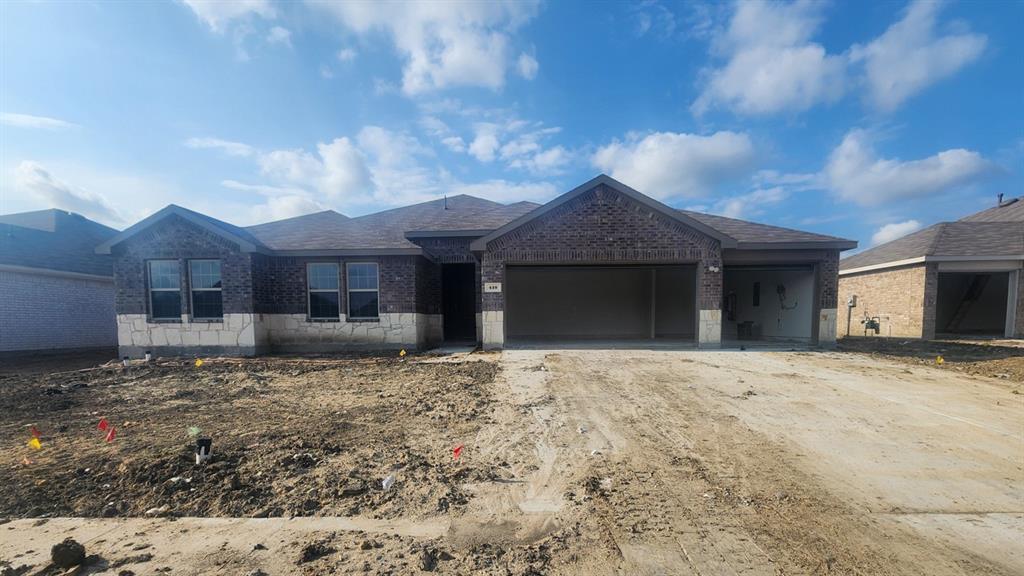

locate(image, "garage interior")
[[935, 271, 1010, 337], [722, 265, 815, 345], [504, 265, 696, 343]]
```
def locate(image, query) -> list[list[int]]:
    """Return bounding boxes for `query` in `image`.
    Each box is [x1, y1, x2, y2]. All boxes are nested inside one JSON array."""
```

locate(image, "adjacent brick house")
[[838, 197, 1023, 339], [98, 175, 856, 356], [1, 209, 118, 353]]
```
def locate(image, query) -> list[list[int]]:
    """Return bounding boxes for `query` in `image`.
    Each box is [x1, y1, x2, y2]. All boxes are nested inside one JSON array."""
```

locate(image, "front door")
[[442, 264, 476, 341]]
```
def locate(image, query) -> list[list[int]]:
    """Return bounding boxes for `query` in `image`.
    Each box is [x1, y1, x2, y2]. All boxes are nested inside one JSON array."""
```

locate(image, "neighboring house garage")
[[838, 196, 1024, 340]]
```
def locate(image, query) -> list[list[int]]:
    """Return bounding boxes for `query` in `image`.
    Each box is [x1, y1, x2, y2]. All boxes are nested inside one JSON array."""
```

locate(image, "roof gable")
[[96, 205, 267, 254], [470, 175, 736, 251]]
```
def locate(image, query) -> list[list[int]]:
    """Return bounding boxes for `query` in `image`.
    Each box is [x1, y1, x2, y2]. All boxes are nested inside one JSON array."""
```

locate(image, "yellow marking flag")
[[195, 358, 204, 368], [399, 349, 407, 358], [27, 437, 41, 450], [936, 355, 944, 365]]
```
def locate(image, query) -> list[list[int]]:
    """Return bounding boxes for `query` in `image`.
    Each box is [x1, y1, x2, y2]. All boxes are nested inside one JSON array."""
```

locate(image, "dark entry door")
[[442, 264, 476, 341]]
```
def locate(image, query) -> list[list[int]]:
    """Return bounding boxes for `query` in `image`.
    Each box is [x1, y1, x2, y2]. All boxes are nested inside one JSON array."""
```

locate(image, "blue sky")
[[1, 0, 1021, 251]]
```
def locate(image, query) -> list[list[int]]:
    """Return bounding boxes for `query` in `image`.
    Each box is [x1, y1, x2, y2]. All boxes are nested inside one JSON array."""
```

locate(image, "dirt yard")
[[0, 344, 1021, 575]]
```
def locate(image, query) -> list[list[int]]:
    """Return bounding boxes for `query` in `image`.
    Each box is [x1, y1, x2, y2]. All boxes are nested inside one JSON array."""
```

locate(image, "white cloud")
[[311, 1, 540, 95], [337, 47, 358, 62], [266, 26, 292, 47], [850, 0, 986, 111], [468, 123, 502, 162], [871, 219, 922, 246], [591, 131, 756, 201], [692, 0, 845, 116], [184, 136, 255, 157], [319, 64, 334, 79], [181, 0, 275, 32], [259, 137, 374, 200], [221, 180, 325, 222], [715, 187, 788, 219], [1, 112, 77, 130], [14, 161, 122, 225], [824, 129, 994, 206], [441, 137, 466, 153], [517, 51, 538, 80]]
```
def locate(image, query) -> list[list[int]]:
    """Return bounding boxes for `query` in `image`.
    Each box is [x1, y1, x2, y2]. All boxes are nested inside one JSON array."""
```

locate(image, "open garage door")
[[722, 266, 815, 345], [505, 265, 696, 342], [936, 272, 1011, 337]]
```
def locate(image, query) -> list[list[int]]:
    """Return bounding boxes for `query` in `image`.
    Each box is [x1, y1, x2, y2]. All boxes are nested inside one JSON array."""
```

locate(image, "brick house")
[[1, 209, 118, 353], [838, 196, 1023, 339], [98, 175, 856, 357]]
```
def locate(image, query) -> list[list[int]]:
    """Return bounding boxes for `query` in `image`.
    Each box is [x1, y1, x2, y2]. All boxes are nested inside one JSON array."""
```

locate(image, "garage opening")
[[936, 272, 1010, 337], [505, 265, 696, 343], [722, 266, 815, 345]]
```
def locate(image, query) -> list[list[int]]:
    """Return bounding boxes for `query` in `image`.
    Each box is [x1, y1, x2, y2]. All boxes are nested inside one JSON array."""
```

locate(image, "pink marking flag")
[[97, 418, 109, 432], [30, 426, 40, 439], [453, 444, 464, 460], [105, 426, 117, 443]]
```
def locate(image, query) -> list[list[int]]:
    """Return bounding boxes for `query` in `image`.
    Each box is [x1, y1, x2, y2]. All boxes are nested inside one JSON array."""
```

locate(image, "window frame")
[[307, 262, 341, 321], [147, 259, 182, 321], [346, 261, 380, 320], [188, 259, 224, 321]]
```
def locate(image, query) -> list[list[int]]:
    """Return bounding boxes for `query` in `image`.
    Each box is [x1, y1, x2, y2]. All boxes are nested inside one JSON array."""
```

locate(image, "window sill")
[[348, 317, 380, 323], [189, 318, 224, 323], [149, 318, 182, 324], [309, 318, 341, 323]]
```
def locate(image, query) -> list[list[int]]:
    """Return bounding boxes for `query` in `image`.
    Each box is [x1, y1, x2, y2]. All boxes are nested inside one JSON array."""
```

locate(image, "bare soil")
[[839, 336, 1024, 382], [0, 346, 1020, 575]]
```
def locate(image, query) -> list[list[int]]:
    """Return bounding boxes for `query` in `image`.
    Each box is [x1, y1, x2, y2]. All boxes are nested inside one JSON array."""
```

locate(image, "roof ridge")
[[924, 222, 949, 256]]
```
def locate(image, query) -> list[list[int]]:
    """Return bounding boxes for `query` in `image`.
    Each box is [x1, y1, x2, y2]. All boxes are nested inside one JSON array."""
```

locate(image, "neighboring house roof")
[[840, 222, 1024, 272], [99, 175, 857, 256], [0, 209, 118, 277], [840, 197, 1024, 273], [959, 196, 1024, 222]]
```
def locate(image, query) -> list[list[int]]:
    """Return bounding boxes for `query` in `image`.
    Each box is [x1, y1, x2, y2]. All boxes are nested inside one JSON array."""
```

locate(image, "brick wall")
[[112, 215, 254, 316], [0, 270, 116, 352], [481, 184, 722, 313], [837, 264, 927, 338], [819, 250, 840, 310]]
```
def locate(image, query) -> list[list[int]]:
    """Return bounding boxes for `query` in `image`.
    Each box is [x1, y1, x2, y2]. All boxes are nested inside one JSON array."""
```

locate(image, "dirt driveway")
[[1, 348, 1021, 575]]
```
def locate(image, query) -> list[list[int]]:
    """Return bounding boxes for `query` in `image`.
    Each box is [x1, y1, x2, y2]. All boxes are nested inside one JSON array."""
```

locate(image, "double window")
[[305, 262, 380, 320], [147, 259, 223, 321], [347, 262, 379, 319], [308, 263, 341, 320]]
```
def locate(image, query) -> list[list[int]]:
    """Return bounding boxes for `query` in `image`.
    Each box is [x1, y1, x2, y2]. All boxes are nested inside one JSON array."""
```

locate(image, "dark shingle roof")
[[678, 210, 854, 247], [839, 221, 1024, 271], [959, 197, 1024, 222], [0, 209, 118, 276], [246, 195, 539, 251], [245, 210, 349, 250]]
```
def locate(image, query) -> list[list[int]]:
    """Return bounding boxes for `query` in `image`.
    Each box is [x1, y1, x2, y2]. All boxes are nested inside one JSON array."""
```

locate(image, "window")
[[308, 262, 340, 319], [190, 260, 223, 319], [148, 260, 181, 320], [347, 262, 379, 319]]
